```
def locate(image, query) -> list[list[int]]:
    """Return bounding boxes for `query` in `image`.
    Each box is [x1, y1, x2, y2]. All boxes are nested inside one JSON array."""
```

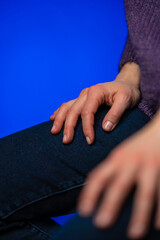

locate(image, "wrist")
[[115, 62, 140, 89], [150, 109, 160, 131]]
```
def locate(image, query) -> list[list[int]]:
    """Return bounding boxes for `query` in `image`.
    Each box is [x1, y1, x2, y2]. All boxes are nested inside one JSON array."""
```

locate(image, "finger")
[[154, 174, 160, 230], [62, 94, 88, 144], [77, 156, 120, 217], [81, 85, 104, 144], [93, 164, 137, 228], [51, 100, 75, 134], [50, 109, 59, 120], [102, 92, 131, 132], [127, 166, 158, 239]]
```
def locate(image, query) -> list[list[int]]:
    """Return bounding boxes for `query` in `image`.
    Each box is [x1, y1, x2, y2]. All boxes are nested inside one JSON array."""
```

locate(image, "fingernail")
[[86, 136, 91, 145], [128, 224, 145, 238], [94, 214, 111, 227], [104, 121, 113, 131], [51, 125, 56, 131], [78, 203, 93, 217], [63, 134, 67, 142]]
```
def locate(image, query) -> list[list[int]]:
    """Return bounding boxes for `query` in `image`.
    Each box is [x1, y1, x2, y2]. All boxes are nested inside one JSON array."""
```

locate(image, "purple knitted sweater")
[[119, 0, 160, 119]]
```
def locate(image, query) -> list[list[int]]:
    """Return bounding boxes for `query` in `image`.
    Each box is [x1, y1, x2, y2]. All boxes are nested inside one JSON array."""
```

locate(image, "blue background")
[[0, 0, 127, 226]]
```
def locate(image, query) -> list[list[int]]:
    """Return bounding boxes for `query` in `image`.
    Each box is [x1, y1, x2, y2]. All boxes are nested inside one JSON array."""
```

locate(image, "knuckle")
[[53, 120, 60, 127], [54, 113, 64, 121], [63, 126, 72, 135], [111, 111, 120, 120], [64, 118, 75, 129], [64, 125, 72, 131], [60, 102, 66, 108], [107, 110, 120, 123], [64, 123, 75, 134], [81, 108, 90, 117], [68, 105, 80, 116], [88, 85, 100, 94], [53, 109, 58, 115], [80, 88, 89, 96], [118, 90, 131, 103], [67, 108, 75, 116]]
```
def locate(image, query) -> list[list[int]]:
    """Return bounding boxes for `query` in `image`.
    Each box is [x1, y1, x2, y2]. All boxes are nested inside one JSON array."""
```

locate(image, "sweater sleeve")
[[118, 34, 138, 73]]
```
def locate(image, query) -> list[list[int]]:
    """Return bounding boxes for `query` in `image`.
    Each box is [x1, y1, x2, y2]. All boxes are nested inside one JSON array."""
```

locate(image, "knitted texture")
[[119, 0, 160, 119], [119, 35, 138, 71]]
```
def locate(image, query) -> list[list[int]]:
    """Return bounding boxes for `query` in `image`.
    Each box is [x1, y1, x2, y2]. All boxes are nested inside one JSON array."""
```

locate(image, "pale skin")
[[50, 62, 160, 239]]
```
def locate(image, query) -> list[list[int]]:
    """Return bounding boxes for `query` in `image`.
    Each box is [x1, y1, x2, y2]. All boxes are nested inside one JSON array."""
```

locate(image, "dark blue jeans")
[[0, 104, 160, 239]]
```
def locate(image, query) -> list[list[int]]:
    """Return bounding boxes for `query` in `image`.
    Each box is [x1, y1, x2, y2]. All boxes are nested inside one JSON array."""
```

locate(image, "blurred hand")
[[50, 78, 140, 144], [76, 118, 160, 239]]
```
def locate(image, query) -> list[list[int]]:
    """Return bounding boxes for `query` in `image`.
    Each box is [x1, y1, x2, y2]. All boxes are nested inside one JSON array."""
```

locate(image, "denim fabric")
[[1, 103, 158, 239]]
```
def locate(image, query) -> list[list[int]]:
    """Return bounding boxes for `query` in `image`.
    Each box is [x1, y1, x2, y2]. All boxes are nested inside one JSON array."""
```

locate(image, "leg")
[[0, 104, 150, 239], [53, 192, 160, 240]]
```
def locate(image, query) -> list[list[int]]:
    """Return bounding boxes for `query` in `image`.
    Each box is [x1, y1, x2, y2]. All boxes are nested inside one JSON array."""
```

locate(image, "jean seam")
[[26, 220, 55, 240], [1, 181, 87, 220]]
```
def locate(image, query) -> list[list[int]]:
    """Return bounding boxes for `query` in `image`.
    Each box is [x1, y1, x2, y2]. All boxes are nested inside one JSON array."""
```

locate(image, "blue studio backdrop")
[[0, 0, 127, 226]]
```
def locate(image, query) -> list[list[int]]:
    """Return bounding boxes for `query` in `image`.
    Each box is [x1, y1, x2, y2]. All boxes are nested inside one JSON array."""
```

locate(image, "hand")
[[76, 120, 160, 239], [50, 78, 140, 145]]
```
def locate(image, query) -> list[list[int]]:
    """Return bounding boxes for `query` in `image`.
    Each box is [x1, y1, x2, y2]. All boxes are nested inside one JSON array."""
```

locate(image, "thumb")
[[102, 94, 130, 131]]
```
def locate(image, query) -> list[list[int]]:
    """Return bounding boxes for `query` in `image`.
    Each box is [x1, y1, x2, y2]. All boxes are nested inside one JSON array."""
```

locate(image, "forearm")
[[150, 109, 160, 131], [115, 62, 141, 88], [117, 32, 140, 88]]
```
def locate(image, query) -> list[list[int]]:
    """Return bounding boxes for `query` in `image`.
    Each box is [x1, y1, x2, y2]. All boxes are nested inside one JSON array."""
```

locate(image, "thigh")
[[0, 218, 62, 240], [54, 190, 160, 240], [0, 104, 150, 223]]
